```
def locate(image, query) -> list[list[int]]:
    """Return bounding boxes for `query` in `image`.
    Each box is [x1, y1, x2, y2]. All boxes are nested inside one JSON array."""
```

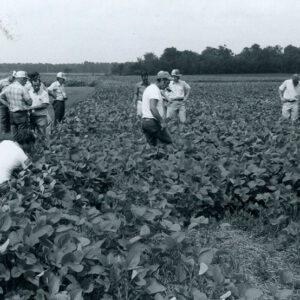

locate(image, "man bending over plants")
[[279, 74, 300, 122], [0, 130, 35, 197], [141, 71, 173, 153]]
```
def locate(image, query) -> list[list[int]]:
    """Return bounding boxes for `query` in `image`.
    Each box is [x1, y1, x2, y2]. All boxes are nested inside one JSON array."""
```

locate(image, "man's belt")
[[285, 99, 297, 103], [171, 98, 184, 101]]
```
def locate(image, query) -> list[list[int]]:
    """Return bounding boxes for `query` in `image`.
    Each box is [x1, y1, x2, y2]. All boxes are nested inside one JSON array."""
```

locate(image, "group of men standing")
[[133, 69, 191, 147], [0, 71, 68, 141]]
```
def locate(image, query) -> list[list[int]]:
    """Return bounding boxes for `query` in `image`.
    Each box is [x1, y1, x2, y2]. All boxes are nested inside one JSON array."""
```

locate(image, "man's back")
[[0, 140, 29, 184], [1, 81, 31, 112], [142, 84, 164, 119]]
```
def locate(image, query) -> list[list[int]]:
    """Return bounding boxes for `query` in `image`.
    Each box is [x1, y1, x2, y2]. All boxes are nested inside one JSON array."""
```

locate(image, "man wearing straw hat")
[[166, 69, 191, 130]]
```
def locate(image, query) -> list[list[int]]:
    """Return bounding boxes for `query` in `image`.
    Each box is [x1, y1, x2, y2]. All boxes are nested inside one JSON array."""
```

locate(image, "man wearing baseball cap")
[[165, 69, 191, 130], [47, 72, 68, 124], [0, 71, 16, 134], [141, 71, 172, 149], [0, 71, 32, 139]]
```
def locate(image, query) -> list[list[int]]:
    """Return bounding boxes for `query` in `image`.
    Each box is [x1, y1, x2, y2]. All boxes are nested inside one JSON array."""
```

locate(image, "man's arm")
[[150, 98, 165, 127], [0, 92, 9, 107], [278, 88, 285, 102], [22, 89, 32, 106], [47, 83, 57, 99], [183, 82, 191, 101], [132, 85, 138, 106], [31, 103, 49, 110]]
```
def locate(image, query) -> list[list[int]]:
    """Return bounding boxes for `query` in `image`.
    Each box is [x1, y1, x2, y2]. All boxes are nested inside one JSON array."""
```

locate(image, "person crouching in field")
[[279, 74, 300, 122], [132, 71, 150, 117], [0, 71, 16, 134], [0, 71, 32, 140], [47, 72, 68, 124], [0, 130, 35, 197], [165, 69, 191, 131], [141, 71, 172, 153], [28, 79, 50, 141]]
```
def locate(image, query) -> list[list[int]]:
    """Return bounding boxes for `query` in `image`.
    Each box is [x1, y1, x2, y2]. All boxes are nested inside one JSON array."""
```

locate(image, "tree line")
[[1, 44, 300, 75]]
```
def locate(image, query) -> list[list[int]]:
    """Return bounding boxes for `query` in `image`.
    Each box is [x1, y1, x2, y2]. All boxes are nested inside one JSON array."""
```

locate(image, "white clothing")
[[166, 80, 190, 100], [142, 84, 164, 119], [47, 81, 67, 101], [0, 140, 29, 184], [29, 88, 50, 116], [279, 79, 300, 101], [282, 102, 298, 121]]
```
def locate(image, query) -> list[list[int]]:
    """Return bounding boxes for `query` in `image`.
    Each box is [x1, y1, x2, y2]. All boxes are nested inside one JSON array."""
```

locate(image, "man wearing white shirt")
[[0, 131, 35, 197], [142, 71, 172, 147], [47, 72, 68, 124], [29, 80, 49, 137], [279, 74, 300, 122], [166, 69, 191, 128]]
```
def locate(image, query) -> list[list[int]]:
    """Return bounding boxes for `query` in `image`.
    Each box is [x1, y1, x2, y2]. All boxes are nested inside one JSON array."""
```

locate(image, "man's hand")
[[160, 120, 167, 129]]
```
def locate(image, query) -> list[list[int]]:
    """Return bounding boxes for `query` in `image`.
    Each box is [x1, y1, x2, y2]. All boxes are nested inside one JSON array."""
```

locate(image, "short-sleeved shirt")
[[0, 140, 29, 184], [47, 81, 67, 101], [0, 81, 32, 112], [142, 84, 164, 119], [29, 88, 50, 116], [134, 81, 149, 102], [166, 80, 190, 100], [279, 79, 300, 101]]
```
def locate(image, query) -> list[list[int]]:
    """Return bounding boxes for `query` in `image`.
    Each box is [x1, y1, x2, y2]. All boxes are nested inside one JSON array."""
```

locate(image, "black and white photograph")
[[0, 1, 300, 299]]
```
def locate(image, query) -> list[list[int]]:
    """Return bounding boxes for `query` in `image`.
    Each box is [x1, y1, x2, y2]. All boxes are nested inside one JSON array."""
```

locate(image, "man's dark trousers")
[[0, 104, 10, 133]]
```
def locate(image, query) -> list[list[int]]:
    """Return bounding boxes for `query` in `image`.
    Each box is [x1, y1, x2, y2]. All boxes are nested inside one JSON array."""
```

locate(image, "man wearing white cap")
[[141, 71, 172, 147], [0, 71, 16, 133], [0, 71, 32, 139], [279, 74, 300, 122], [47, 72, 68, 124], [166, 69, 191, 129]]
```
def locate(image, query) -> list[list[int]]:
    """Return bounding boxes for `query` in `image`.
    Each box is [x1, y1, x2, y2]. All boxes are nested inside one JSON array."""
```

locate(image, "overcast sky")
[[1, 0, 300, 63]]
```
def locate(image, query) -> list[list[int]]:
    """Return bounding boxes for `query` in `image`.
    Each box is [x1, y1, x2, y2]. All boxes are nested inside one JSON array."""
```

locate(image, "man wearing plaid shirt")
[[0, 71, 32, 139]]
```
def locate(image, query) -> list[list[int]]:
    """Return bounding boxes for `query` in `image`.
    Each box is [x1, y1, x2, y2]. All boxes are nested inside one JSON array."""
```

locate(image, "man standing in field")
[[132, 71, 150, 117], [0, 71, 16, 134], [141, 71, 172, 148], [29, 79, 50, 139], [0, 71, 32, 140], [166, 69, 191, 130], [47, 72, 68, 124], [279, 74, 300, 122]]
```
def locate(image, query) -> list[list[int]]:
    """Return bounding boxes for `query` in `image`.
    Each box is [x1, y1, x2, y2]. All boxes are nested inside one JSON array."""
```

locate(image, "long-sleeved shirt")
[[0, 81, 32, 112], [47, 81, 67, 101]]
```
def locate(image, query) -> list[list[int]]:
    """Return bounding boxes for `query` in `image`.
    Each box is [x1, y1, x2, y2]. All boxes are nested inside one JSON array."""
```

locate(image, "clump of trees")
[[113, 44, 300, 75], [1, 44, 300, 75]]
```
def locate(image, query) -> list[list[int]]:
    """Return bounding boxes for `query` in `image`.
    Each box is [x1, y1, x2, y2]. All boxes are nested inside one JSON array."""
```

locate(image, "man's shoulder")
[[49, 81, 59, 87], [0, 140, 19, 150]]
